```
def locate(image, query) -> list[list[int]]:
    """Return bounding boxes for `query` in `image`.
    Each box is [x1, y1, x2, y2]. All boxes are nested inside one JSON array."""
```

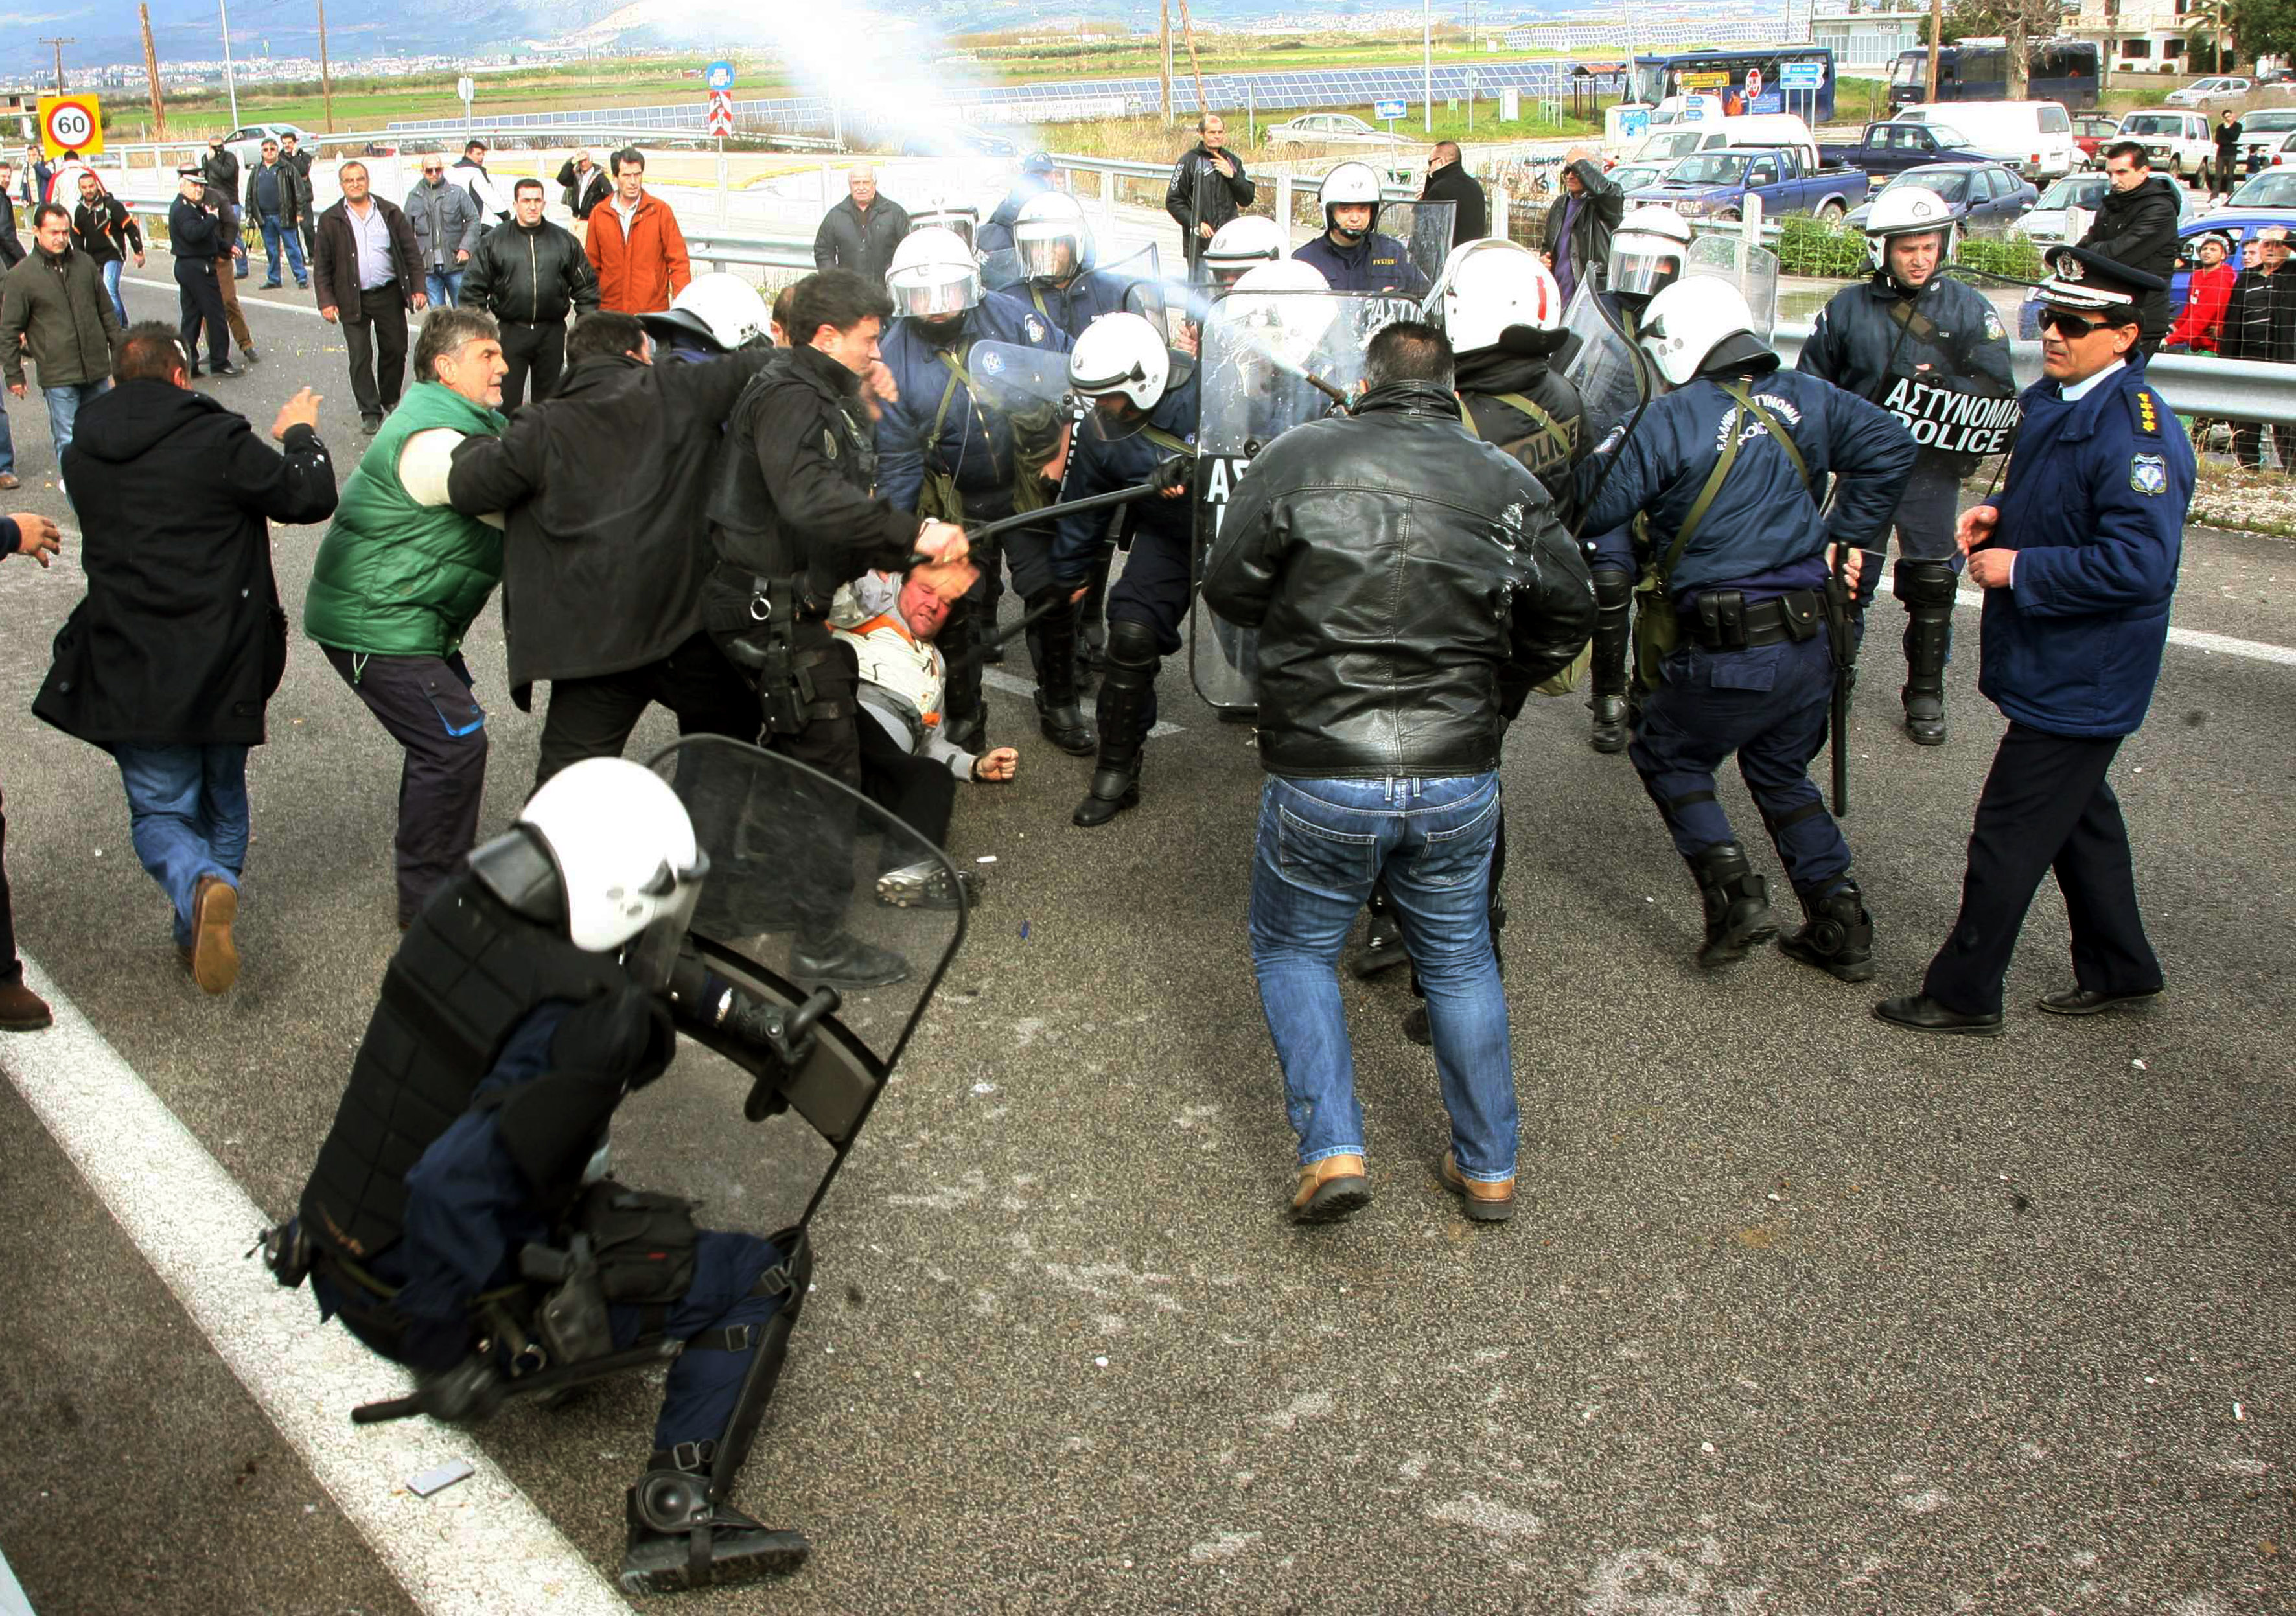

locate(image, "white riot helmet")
[[1636, 275, 1774, 388], [1319, 160, 1384, 239], [887, 227, 982, 320], [1227, 259, 1336, 371], [1069, 312, 1170, 411], [1202, 214, 1287, 288], [1424, 239, 1564, 353], [488, 757, 708, 990], [1013, 191, 1096, 283], [908, 203, 980, 254], [1606, 206, 1695, 302], [1862, 183, 1963, 277], [642, 271, 771, 351]]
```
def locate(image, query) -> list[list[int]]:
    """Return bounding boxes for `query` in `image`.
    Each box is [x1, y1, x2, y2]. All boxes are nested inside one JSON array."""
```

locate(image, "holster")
[[707, 568, 839, 737]]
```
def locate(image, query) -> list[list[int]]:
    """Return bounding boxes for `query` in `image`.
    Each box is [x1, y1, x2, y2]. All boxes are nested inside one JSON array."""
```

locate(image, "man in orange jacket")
[[585, 148, 691, 313]]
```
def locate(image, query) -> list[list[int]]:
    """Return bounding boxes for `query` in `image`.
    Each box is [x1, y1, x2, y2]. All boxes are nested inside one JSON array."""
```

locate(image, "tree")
[[1925, 0, 2067, 95], [2234, 0, 2296, 66]]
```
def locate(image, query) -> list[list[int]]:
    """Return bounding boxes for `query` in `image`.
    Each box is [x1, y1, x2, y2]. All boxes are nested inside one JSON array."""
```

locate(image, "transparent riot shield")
[[1189, 290, 1402, 714], [606, 736, 966, 1235], [1098, 242, 1166, 340], [1560, 278, 1655, 446], [969, 338, 1194, 446], [1383, 200, 1455, 299], [1684, 234, 1781, 341]]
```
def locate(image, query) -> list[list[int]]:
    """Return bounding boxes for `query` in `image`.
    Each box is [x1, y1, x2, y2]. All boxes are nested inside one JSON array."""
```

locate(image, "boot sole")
[[1589, 730, 1628, 754], [1441, 1170, 1515, 1223], [191, 881, 239, 995], [789, 961, 912, 991], [0, 1008, 54, 1032], [1777, 937, 1876, 983], [1292, 1177, 1371, 1224], [1697, 923, 1777, 967], [1873, 1006, 2006, 1037], [619, 1531, 810, 1594], [1041, 729, 1099, 757]]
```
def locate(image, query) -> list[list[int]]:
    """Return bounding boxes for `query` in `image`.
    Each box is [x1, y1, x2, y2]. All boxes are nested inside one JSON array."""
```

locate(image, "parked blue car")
[[1843, 163, 2037, 231]]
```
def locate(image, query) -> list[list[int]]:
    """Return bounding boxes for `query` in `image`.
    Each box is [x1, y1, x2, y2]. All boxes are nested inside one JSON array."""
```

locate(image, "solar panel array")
[[386, 55, 1582, 135]]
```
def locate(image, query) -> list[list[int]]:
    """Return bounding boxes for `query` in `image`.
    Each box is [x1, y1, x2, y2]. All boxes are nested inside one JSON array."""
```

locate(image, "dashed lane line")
[[0, 954, 634, 1616]]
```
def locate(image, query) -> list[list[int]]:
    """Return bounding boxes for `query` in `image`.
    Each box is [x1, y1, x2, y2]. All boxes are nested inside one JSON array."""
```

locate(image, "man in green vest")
[[305, 307, 509, 929]]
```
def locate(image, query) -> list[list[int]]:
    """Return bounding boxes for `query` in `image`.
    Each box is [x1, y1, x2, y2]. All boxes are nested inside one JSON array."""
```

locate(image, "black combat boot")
[[1351, 884, 1410, 978], [1777, 880, 1875, 983], [1587, 568, 1635, 754], [620, 1450, 809, 1595], [1896, 557, 1957, 746], [1026, 588, 1097, 756], [1074, 619, 1157, 827], [789, 929, 910, 990], [1689, 842, 1776, 967]]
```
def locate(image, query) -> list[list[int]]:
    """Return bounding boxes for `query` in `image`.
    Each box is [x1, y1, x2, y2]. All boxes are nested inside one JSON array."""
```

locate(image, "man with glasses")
[[405, 155, 483, 308], [2218, 225, 2296, 470], [2076, 143, 2179, 354], [1877, 246, 2188, 1035]]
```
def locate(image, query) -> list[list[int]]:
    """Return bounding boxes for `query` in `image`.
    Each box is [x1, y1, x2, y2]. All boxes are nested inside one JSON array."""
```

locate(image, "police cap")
[[2036, 244, 2165, 318]]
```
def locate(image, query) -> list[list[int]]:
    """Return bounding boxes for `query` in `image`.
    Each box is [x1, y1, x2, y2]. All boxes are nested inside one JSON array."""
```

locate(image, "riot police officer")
[[876, 227, 1084, 756], [1007, 192, 1138, 339], [704, 268, 971, 988], [1047, 314, 1200, 827], [275, 759, 811, 1595], [1577, 277, 1916, 978], [979, 152, 1056, 258], [1201, 214, 1288, 290], [1797, 185, 2018, 745], [640, 271, 774, 361], [1428, 238, 1586, 518], [1562, 205, 1695, 753], [1293, 161, 1432, 297]]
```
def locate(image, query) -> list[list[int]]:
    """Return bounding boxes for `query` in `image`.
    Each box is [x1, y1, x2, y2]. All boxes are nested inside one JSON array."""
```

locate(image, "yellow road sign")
[[40, 95, 103, 159]]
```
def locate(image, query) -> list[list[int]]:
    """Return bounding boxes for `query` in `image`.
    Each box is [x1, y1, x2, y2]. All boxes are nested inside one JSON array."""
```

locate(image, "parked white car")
[[221, 122, 313, 172], [1263, 113, 1403, 150], [2115, 109, 2215, 178], [2166, 75, 2253, 108]]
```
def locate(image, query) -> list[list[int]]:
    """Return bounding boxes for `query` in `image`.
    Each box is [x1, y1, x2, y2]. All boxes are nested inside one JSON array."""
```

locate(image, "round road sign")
[[43, 98, 97, 153]]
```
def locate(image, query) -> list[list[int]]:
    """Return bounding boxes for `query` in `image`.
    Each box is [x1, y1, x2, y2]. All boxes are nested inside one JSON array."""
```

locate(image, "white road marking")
[[1875, 576, 2296, 667], [980, 666, 1182, 736], [125, 271, 332, 317], [0, 955, 634, 1616]]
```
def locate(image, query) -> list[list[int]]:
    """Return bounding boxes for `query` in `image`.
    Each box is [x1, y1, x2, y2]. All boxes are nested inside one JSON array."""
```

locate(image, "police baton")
[[907, 471, 1183, 575]]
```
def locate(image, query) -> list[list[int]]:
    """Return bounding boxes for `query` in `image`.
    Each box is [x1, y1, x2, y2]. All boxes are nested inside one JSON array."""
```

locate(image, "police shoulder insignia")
[[2132, 389, 2162, 435], [1025, 315, 1047, 343], [1982, 310, 2004, 342], [2129, 452, 2168, 496], [822, 426, 839, 459]]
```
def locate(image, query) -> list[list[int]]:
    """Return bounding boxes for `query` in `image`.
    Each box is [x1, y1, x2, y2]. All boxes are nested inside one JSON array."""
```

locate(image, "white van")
[[1624, 114, 1819, 175], [1899, 100, 2078, 180]]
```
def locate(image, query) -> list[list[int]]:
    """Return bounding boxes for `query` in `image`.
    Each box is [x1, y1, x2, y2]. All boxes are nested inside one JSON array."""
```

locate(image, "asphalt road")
[[1, 269, 2291, 1616]]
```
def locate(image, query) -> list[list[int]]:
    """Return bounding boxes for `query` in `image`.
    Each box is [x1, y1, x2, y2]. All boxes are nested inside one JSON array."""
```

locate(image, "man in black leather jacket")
[[461, 178, 603, 408], [1202, 321, 1594, 1229], [2076, 143, 2180, 352]]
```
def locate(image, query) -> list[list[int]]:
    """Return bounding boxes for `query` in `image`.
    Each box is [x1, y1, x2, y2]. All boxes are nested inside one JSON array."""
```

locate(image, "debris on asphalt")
[[406, 1459, 473, 1499], [2236, 1402, 2248, 1421], [2133, 1059, 2148, 1070], [1700, 1442, 1717, 1455], [1094, 1356, 1110, 1368], [971, 1082, 997, 1096], [976, 855, 997, 864]]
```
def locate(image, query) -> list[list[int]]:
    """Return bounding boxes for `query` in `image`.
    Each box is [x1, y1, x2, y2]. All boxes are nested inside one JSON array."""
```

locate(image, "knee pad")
[[1893, 557, 1958, 611], [1592, 570, 1635, 611], [1104, 617, 1161, 671]]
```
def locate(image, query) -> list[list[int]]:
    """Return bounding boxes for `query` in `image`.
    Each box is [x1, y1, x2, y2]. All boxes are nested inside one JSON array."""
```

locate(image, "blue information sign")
[[1780, 62, 1825, 89], [1374, 98, 1407, 121], [706, 60, 736, 92]]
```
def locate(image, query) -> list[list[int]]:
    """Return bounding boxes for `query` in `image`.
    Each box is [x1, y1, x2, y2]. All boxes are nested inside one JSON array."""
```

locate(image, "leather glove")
[[415, 1354, 504, 1426]]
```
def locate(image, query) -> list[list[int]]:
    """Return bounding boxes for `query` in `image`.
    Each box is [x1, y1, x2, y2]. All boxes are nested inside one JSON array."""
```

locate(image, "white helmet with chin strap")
[[642, 271, 772, 351], [1069, 312, 1170, 411], [907, 202, 980, 253], [1863, 183, 1963, 277], [1424, 238, 1564, 353], [491, 757, 708, 990], [1203, 214, 1287, 286], [1606, 205, 1695, 301], [1318, 160, 1384, 238], [1013, 190, 1096, 281], [887, 227, 982, 320], [1636, 276, 1774, 389]]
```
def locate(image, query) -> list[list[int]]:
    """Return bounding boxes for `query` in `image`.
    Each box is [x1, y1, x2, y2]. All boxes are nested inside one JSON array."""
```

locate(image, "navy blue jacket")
[[1975, 362, 2190, 737], [1293, 230, 1430, 297], [1012, 268, 1136, 341], [1049, 375, 1201, 583], [979, 176, 1053, 257], [1578, 366, 1916, 601], [876, 292, 1071, 514], [1797, 273, 2018, 468]]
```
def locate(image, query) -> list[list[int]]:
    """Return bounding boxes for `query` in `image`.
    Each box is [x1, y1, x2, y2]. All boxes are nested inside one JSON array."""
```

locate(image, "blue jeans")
[[43, 379, 108, 459], [100, 257, 128, 325], [259, 213, 307, 285], [1247, 772, 1517, 1181], [426, 267, 463, 308], [0, 391, 14, 474], [113, 744, 249, 945]]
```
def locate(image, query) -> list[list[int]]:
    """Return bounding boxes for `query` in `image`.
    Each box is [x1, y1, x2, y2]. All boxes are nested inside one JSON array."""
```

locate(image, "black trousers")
[[856, 715, 957, 867], [1922, 721, 2163, 1016], [175, 262, 229, 369], [0, 781, 19, 986], [498, 317, 566, 410], [532, 630, 762, 794], [323, 647, 489, 929], [342, 285, 410, 419]]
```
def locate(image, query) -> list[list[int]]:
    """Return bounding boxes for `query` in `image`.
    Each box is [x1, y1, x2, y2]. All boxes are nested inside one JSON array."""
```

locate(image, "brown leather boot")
[[0, 977, 52, 1030], [1291, 1153, 1370, 1224], [187, 875, 239, 995], [1441, 1151, 1515, 1223]]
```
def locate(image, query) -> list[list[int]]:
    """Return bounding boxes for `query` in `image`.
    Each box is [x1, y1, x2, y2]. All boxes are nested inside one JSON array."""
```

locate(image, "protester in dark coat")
[[1421, 141, 1489, 246], [32, 323, 337, 995], [1164, 115, 1256, 271], [1542, 148, 1623, 308], [2076, 143, 2181, 349], [555, 150, 612, 219], [812, 168, 910, 286]]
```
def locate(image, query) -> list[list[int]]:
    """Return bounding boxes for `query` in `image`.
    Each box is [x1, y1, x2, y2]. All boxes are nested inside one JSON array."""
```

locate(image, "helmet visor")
[[621, 857, 708, 993], [1017, 234, 1080, 281], [1606, 246, 1682, 300], [891, 267, 980, 319]]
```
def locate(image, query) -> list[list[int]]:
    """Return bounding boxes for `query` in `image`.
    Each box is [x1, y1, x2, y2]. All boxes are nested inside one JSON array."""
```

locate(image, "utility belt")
[[1680, 588, 1824, 652], [705, 561, 849, 737]]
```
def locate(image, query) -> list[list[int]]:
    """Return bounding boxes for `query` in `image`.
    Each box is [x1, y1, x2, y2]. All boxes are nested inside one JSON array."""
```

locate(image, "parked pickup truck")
[[1818, 120, 2001, 188], [1626, 146, 1868, 223]]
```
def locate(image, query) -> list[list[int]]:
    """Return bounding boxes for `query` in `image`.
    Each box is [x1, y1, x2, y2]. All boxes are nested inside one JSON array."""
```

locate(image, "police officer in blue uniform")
[[979, 151, 1056, 259], [270, 760, 813, 1595], [1877, 247, 2186, 1035], [1006, 193, 1137, 340], [1292, 160, 1432, 298], [1797, 185, 2019, 746], [1578, 277, 1916, 976], [877, 227, 1082, 756], [1048, 314, 1200, 826]]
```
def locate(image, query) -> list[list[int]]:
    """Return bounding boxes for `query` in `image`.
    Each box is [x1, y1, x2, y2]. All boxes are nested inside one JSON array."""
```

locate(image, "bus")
[[1888, 39, 2102, 110], [1632, 47, 1838, 126]]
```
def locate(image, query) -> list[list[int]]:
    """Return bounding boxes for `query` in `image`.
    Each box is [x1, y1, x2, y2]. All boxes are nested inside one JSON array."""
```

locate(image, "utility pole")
[[316, 0, 336, 132], [1424, 0, 1433, 134], [1159, 0, 1174, 126], [218, 0, 240, 128], [1927, 0, 1942, 108], [40, 37, 75, 93], [1174, 0, 1209, 120], [140, 6, 168, 138]]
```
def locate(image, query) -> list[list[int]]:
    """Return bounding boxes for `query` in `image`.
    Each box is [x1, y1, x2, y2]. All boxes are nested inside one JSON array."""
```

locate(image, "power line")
[[39, 36, 76, 93]]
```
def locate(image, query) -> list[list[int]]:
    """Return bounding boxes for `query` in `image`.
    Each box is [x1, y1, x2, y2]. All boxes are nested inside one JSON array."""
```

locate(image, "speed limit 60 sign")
[[39, 95, 103, 159]]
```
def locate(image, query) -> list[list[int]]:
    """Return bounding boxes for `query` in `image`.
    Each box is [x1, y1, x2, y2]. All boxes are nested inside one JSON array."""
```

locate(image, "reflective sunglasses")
[[2037, 308, 2120, 339]]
